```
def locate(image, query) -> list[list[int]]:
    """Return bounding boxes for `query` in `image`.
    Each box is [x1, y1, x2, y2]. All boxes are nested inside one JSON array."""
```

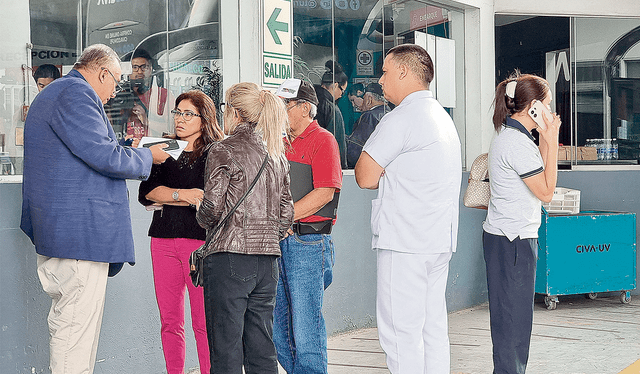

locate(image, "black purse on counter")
[[189, 155, 269, 287]]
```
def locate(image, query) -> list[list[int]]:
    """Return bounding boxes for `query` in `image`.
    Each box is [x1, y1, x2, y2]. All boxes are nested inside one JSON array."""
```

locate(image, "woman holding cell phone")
[[138, 90, 224, 374], [482, 73, 561, 374]]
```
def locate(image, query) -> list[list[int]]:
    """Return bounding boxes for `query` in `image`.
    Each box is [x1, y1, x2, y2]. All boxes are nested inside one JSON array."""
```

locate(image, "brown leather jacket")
[[196, 123, 294, 257]]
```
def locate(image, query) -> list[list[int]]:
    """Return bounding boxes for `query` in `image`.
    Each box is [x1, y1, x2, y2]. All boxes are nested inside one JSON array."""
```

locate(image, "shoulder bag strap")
[[202, 154, 270, 245]]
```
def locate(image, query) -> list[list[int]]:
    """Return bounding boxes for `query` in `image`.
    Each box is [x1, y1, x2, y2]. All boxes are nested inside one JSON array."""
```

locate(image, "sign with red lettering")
[[410, 6, 446, 31]]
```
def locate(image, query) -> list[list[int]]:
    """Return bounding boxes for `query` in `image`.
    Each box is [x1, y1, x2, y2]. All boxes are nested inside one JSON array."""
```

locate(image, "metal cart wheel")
[[586, 292, 598, 300], [544, 295, 558, 310], [620, 291, 631, 304]]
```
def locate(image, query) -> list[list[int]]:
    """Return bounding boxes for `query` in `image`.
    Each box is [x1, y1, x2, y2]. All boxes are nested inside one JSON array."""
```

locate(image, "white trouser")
[[37, 254, 109, 374], [376, 249, 452, 374]]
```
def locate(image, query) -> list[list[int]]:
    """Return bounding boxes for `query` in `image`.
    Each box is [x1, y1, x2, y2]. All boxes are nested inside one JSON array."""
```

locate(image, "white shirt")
[[483, 117, 544, 240], [363, 90, 462, 254]]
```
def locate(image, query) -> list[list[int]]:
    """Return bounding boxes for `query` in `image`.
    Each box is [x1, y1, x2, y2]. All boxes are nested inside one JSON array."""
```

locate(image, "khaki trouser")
[[37, 254, 108, 374]]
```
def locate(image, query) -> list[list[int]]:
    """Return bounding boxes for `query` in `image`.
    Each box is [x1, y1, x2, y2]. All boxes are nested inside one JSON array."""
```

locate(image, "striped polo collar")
[[504, 116, 536, 142]]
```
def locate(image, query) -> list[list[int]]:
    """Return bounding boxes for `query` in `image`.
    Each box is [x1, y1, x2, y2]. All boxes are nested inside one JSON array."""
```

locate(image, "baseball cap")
[[275, 78, 319, 106], [365, 82, 383, 97]]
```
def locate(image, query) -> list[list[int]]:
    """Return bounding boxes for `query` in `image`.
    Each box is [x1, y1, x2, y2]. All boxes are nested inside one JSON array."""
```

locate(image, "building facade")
[[1, 0, 640, 372]]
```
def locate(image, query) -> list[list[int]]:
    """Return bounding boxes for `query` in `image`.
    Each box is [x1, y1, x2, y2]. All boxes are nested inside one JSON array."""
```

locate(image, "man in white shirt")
[[354, 44, 462, 374]]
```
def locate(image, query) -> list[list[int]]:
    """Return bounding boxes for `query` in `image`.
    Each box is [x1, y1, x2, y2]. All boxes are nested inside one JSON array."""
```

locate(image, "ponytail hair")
[[223, 82, 288, 161], [321, 60, 348, 87], [492, 72, 550, 132]]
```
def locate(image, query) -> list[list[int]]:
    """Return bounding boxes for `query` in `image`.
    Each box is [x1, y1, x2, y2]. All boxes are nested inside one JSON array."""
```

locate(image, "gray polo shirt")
[[483, 117, 543, 241]]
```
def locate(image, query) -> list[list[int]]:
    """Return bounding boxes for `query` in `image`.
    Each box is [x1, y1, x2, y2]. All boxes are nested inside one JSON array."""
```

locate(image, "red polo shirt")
[[286, 120, 342, 223]]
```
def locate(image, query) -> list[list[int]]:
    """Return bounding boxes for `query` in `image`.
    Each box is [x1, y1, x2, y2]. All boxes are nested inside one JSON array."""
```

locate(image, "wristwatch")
[[172, 189, 180, 201]]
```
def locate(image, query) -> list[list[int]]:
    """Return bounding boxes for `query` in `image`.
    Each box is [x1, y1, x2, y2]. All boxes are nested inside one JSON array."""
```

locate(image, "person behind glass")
[[33, 64, 61, 92], [483, 73, 561, 374], [345, 82, 364, 135], [126, 48, 170, 138], [346, 82, 390, 168], [137, 90, 223, 374], [273, 78, 342, 374], [347, 82, 365, 113], [314, 60, 348, 168], [196, 82, 294, 374]]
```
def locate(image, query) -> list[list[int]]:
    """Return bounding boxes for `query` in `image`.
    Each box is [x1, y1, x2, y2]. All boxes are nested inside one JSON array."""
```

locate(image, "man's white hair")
[[73, 44, 121, 71]]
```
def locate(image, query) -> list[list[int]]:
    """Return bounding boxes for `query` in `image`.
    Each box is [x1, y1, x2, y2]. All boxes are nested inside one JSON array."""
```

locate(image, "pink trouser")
[[151, 237, 210, 374]]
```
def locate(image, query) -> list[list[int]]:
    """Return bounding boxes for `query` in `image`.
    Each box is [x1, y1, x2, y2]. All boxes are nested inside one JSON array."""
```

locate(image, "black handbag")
[[189, 154, 269, 287]]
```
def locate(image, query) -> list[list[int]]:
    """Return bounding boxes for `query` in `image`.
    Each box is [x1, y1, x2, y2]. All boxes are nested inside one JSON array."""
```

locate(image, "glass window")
[[574, 17, 640, 165], [292, 0, 466, 169], [1, 0, 223, 176], [496, 15, 640, 168]]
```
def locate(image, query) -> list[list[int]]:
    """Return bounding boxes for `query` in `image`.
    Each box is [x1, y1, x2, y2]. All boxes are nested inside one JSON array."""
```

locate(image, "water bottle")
[[585, 139, 594, 148], [604, 139, 612, 160], [596, 139, 605, 160]]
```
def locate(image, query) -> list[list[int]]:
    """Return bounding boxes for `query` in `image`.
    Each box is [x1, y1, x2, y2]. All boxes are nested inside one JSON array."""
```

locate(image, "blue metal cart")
[[536, 210, 637, 310]]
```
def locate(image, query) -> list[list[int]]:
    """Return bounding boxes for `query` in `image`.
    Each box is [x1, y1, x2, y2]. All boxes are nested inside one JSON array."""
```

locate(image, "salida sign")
[[264, 58, 291, 81], [263, 0, 293, 87]]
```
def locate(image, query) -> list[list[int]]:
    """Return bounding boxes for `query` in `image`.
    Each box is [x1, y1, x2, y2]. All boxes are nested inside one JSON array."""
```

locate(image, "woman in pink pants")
[[138, 90, 224, 374]]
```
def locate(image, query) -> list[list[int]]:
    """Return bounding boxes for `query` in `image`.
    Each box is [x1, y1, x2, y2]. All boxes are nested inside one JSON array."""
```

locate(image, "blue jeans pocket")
[[228, 253, 258, 282], [293, 233, 323, 244], [324, 237, 335, 289]]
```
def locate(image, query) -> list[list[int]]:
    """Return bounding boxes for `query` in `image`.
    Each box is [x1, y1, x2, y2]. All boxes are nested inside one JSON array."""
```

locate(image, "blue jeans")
[[274, 233, 335, 374]]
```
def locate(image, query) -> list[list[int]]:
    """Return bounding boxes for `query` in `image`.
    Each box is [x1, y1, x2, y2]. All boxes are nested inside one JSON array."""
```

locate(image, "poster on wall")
[[356, 50, 373, 76]]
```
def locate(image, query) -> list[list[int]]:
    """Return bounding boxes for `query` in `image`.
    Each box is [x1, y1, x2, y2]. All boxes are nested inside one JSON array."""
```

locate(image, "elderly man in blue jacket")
[[20, 44, 169, 374]]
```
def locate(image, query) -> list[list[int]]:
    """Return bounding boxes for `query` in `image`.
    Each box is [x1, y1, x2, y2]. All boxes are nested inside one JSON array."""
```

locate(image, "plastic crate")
[[542, 187, 580, 214]]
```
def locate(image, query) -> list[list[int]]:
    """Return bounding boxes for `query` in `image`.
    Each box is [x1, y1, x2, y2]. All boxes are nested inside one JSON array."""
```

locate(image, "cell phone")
[[123, 138, 134, 146], [528, 100, 552, 130], [143, 139, 179, 151]]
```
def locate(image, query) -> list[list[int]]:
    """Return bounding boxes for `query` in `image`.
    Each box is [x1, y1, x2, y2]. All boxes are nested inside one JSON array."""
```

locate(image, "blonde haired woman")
[[196, 82, 294, 373]]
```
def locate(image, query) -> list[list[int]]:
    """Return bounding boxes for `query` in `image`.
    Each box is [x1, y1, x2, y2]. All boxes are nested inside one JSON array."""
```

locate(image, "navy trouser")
[[483, 231, 538, 374]]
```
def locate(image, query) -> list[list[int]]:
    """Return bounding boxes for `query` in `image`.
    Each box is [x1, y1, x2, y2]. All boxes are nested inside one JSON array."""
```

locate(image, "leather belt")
[[292, 220, 333, 235]]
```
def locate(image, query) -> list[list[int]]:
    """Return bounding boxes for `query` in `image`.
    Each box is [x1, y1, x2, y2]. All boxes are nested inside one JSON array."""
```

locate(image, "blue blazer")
[[21, 69, 153, 264]]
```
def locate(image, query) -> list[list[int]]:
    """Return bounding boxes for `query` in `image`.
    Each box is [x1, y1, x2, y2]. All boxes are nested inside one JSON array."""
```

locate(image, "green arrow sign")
[[267, 8, 288, 45]]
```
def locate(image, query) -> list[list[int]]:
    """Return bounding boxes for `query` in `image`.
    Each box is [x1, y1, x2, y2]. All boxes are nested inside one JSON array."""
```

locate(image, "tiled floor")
[[326, 295, 640, 374], [190, 294, 639, 374]]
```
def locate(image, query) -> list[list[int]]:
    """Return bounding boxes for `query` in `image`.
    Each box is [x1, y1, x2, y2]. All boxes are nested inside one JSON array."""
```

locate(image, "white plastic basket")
[[542, 187, 581, 214]]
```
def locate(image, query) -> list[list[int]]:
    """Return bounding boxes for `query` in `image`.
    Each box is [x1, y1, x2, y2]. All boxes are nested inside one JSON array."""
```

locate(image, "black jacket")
[[314, 85, 347, 168], [346, 104, 390, 168]]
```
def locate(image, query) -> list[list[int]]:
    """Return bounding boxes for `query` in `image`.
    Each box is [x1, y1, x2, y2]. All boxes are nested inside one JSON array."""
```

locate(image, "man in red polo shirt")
[[274, 78, 342, 374]]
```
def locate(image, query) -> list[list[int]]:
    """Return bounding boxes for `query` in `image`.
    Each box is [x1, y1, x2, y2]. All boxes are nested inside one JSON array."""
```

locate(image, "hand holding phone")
[[142, 139, 180, 151], [528, 100, 553, 130]]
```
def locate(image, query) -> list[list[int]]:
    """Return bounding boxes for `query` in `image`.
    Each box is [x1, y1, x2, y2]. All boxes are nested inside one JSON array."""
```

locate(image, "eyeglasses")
[[132, 64, 150, 72], [103, 68, 123, 95], [338, 85, 346, 94], [284, 100, 301, 111], [171, 109, 201, 121]]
